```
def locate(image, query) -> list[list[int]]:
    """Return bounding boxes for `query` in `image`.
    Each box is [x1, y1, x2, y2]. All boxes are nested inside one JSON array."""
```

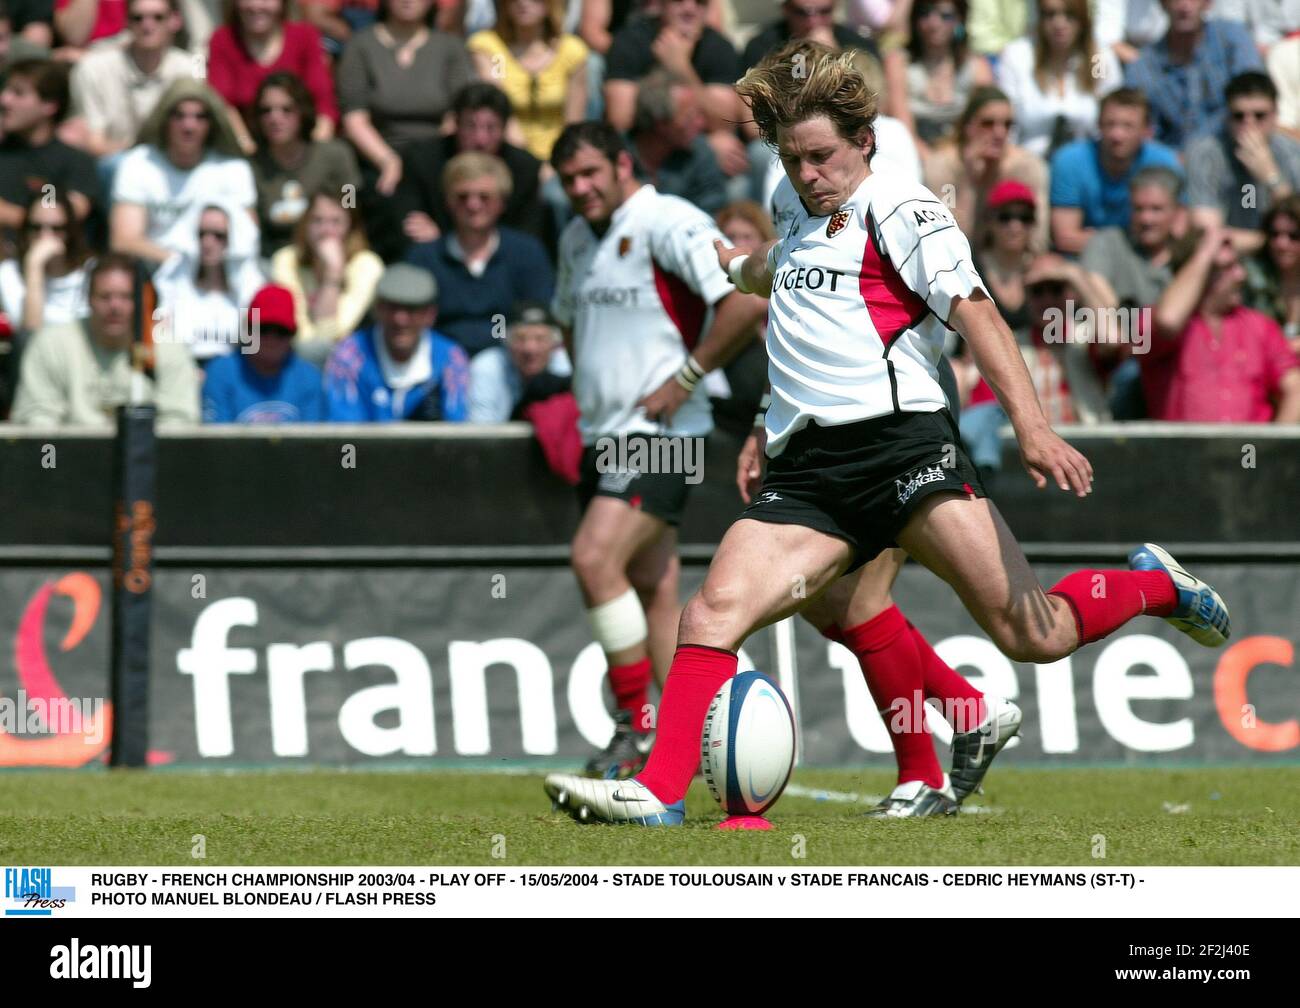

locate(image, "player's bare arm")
[[713, 238, 780, 298], [735, 424, 766, 504], [637, 290, 768, 422], [949, 293, 1094, 497]]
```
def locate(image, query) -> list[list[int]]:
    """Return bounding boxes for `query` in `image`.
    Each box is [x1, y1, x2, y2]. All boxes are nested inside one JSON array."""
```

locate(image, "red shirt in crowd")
[[206, 21, 339, 124], [1140, 306, 1300, 422], [55, 0, 126, 44]]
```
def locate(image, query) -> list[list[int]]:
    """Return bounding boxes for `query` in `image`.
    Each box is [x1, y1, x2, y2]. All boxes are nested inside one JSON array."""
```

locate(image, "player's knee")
[[991, 622, 1064, 665], [695, 578, 749, 620], [570, 535, 615, 586], [999, 641, 1052, 664], [679, 583, 746, 642]]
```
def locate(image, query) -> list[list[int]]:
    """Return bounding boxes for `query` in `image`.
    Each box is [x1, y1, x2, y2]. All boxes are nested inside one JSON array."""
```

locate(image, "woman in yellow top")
[[270, 188, 384, 365], [467, 0, 588, 163]]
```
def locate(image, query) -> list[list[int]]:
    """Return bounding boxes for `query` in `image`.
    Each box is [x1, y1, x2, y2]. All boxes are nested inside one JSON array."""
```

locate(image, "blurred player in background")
[[545, 42, 1231, 825], [551, 121, 766, 780]]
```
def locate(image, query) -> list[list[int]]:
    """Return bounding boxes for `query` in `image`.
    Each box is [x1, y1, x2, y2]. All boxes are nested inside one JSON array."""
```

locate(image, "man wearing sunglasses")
[[68, 0, 192, 160], [1186, 72, 1300, 256]]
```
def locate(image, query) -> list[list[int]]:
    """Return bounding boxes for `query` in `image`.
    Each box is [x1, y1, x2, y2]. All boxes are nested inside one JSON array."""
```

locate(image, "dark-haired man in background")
[[1186, 72, 1300, 255], [0, 57, 99, 231], [392, 82, 546, 256], [548, 119, 764, 780]]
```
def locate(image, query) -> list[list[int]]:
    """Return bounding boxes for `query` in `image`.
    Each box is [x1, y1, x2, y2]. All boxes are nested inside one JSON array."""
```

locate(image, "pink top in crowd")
[[1141, 307, 1300, 423]]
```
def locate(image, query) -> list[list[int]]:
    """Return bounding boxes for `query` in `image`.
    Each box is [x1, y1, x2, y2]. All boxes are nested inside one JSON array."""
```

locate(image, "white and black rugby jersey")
[[764, 171, 989, 457], [552, 184, 734, 445]]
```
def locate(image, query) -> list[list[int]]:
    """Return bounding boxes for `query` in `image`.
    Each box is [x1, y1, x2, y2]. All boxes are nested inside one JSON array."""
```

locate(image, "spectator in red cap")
[[974, 179, 1038, 336], [1144, 224, 1300, 423], [949, 179, 1038, 478], [202, 283, 329, 422]]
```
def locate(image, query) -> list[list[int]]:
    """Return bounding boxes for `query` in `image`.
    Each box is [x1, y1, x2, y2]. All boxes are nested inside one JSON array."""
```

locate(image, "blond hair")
[[442, 152, 513, 200], [737, 40, 878, 148], [715, 201, 776, 243]]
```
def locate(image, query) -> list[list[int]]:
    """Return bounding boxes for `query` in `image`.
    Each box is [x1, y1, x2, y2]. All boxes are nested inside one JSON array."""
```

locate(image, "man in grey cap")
[[467, 300, 572, 423], [324, 263, 470, 421]]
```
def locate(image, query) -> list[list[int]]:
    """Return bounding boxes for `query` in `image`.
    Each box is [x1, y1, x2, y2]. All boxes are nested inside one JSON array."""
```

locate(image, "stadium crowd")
[[1, 0, 1299, 457]]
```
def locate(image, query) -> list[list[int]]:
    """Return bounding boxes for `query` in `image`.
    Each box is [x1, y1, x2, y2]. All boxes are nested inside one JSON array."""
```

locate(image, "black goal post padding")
[[108, 264, 158, 768]]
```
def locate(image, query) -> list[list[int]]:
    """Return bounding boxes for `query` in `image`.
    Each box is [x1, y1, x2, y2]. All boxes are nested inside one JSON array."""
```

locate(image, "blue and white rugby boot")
[[544, 774, 685, 826], [1128, 542, 1231, 648]]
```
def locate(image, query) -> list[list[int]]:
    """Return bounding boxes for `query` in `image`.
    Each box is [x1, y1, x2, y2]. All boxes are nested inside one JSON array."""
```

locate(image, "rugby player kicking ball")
[[545, 41, 1230, 825]]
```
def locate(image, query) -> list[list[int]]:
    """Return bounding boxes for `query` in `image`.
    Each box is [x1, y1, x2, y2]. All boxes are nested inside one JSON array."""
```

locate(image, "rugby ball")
[[700, 671, 795, 816]]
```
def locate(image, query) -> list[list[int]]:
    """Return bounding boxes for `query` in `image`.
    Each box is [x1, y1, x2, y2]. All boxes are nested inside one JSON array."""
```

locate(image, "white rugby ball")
[[700, 671, 795, 816]]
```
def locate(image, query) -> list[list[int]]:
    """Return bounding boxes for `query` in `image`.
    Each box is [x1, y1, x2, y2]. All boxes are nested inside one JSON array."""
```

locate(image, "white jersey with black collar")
[[764, 171, 988, 457], [552, 184, 733, 445]]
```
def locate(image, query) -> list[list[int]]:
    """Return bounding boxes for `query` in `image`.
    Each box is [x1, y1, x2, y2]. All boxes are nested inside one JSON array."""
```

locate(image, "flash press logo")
[[3, 867, 76, 916]]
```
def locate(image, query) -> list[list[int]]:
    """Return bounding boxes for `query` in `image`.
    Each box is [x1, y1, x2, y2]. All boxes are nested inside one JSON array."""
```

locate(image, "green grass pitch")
[[1, 767, 1296, 866]]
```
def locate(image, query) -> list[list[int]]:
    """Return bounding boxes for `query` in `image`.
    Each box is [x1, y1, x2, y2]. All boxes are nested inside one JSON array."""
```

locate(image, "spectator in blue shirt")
[[203, 284, 327, 423], [325, 263, 469, 422], [404, 151, 553, 358], [1124, 0, 1262, 150], [1050, 88, 1182, 254], [468, 301, 572, 423]]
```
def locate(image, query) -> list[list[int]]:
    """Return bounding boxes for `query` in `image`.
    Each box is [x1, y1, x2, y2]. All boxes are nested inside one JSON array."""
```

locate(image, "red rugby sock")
[[636, 645, 737, 803], [608, 657, 653, 733], [1047, 569, 1176, 645], [824, 617, 987, 734], [905, 619, 986, 733], [838, 607, 944, 789]]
